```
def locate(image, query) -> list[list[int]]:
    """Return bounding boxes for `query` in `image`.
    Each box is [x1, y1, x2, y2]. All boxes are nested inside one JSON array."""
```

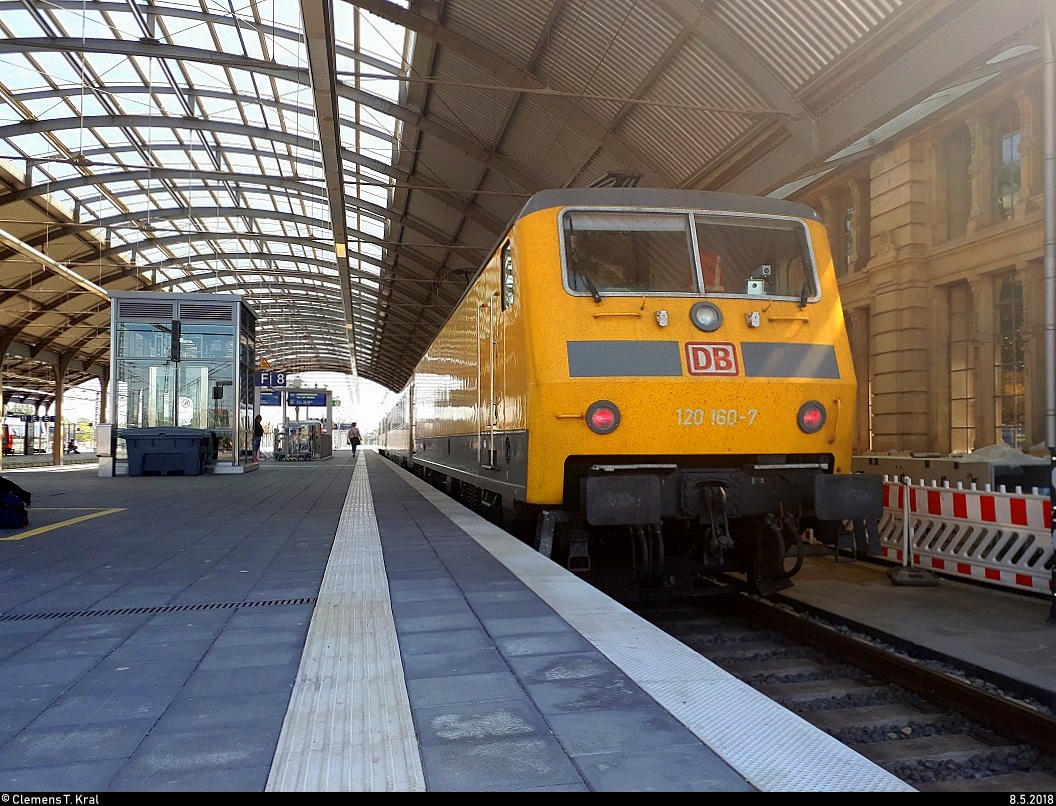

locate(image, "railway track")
[[619, 585, 1056, 792]]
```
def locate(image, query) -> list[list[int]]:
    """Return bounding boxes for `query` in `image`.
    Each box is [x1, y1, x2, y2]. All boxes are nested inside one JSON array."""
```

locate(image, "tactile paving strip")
[[266, 457, 426, 792]]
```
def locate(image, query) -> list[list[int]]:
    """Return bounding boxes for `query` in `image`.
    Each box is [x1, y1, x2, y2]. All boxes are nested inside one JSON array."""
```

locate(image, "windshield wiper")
[[579, 272, 602, 303], [567, 218, 601, 303]]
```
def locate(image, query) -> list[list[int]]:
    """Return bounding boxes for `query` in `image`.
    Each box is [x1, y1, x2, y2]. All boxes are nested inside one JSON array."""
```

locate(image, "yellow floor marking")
[[0, 508, 125, 541]]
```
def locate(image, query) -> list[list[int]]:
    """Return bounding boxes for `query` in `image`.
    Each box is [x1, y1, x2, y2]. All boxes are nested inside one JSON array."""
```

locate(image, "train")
[[377, 187, 881, 595]]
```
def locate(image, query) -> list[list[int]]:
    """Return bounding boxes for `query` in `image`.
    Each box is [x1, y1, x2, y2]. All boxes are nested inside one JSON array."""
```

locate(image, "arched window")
[[994, 275, 1025, 447], [842, 200, 854, 277], [948, 283, 974, 452], [993, 104, 1021, 222]]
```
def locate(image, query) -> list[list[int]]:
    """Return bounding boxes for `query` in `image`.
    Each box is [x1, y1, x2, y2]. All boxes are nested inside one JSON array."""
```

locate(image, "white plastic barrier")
[[874, 475, 1054, 595]]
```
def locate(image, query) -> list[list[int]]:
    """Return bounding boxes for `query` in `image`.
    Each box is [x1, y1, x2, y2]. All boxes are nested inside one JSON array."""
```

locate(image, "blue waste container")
[[121, 427, 213, 476]]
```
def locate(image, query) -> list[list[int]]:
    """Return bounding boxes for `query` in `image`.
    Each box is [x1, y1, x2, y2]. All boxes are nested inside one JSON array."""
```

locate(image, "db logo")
[[685, 342, 739, 376]]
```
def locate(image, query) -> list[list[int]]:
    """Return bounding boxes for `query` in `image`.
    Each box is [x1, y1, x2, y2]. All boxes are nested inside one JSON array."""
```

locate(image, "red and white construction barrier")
[[876, 476, 1053, 595]]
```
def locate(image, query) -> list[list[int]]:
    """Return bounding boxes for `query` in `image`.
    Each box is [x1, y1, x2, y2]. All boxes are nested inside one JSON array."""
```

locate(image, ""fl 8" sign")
[[684, 342, 739, 376]]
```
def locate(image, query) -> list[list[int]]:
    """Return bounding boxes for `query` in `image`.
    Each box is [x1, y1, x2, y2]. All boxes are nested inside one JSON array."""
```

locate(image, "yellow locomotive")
[[378, 188, 881, 594]]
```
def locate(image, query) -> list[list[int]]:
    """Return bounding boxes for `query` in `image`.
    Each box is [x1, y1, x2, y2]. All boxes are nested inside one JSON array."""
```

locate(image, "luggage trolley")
[[273, 421, 320, 461]]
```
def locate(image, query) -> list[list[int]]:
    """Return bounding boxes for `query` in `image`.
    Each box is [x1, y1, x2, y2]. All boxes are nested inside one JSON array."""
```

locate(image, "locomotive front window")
[[563, 211, 698, 296], [692, 214, 817, 301], [562, 209, 818, 301]]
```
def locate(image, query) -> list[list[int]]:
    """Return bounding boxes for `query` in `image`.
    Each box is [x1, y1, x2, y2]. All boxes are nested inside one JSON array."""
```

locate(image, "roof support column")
[[1041, 4, 1056, 623], [98, 369, 110, 426], [0, 330, 17, 472], [52, 355, 74, 467]]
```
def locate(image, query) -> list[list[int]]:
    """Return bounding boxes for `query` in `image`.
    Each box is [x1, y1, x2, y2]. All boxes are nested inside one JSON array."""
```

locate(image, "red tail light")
[[797, 401, 826, 434], [586, 400, 620, 434]]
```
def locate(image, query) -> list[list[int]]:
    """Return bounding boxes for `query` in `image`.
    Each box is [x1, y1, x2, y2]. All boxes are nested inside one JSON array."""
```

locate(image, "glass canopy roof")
[[0, 0, 410, 397]]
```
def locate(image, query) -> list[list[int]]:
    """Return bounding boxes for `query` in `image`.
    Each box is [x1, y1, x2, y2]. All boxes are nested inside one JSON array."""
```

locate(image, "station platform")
[[2, 451, 98, 470], [783, 538, 1056, 703], [0, 449, 979, 792]]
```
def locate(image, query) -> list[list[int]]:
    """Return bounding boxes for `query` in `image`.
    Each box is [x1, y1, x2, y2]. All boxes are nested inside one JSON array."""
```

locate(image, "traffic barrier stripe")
[[876, 476, 1054, 596], [902, 480, 1051, 530], [880, 546, 1050, 593]]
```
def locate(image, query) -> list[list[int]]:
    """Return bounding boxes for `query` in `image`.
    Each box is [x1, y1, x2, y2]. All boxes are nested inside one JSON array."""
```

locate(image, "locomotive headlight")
[[690, 301, 722, 332], [586, 400, 620, 434], [797, 400, 827, 434]]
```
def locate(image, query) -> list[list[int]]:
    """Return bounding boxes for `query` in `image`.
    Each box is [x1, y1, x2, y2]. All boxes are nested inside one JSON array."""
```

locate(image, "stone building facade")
[[796, 65, 1048, 456]]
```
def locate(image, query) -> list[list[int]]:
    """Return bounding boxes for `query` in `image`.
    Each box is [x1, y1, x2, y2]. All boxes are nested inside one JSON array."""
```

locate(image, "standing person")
[[347, 422, 362, 456], [252, 414, 265, 462]]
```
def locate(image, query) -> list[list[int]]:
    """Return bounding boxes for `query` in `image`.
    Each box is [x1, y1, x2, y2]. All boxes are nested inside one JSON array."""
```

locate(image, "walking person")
[[347, 422, 362, 457], [252, 414, 265, 462]]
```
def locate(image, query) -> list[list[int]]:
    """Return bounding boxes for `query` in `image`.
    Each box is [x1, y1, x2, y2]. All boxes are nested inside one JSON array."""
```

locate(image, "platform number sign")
[[254, 370, 287, 387]]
